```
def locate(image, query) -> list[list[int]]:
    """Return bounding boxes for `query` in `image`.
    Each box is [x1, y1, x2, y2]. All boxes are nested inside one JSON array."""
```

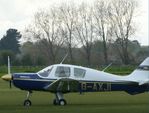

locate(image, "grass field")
[[0, 66, 149, 113], [0, 79, 149, 113]]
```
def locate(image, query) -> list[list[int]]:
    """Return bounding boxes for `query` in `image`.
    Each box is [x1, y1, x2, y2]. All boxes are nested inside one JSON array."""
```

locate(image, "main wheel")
[[59, 99, 67, 106], [24, 99, 32, 107], [53, 99, 59, 105]]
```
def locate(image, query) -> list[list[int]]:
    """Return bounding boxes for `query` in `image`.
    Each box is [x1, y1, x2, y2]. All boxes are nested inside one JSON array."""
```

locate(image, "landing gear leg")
[[53, 92, 67, 106], [24, 91, 32, 107]]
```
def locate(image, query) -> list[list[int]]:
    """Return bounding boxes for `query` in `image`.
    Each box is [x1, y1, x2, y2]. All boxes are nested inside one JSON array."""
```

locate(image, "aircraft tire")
[[24, 99, 32, 107], [59, 99, 67, 106]]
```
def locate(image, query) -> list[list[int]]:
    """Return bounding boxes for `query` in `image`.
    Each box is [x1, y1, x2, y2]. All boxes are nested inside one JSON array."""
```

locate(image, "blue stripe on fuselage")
[[12, 73, 55, 91], [13, 73, 41, 79]]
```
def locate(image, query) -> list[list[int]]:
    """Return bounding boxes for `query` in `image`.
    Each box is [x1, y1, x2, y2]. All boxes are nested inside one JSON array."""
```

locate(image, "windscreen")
[[38, 66, 53, 77]]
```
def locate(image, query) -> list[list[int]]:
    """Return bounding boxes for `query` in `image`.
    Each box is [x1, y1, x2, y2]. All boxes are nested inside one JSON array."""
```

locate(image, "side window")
[[74, 68, 86, 78], [55, 66, 70, 77]]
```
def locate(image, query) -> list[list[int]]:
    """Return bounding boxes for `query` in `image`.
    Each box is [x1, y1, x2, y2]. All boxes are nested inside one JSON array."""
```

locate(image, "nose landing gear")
[[24, 91, 32, 107]]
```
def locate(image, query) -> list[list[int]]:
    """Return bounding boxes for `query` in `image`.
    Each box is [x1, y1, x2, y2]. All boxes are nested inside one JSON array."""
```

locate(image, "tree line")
[[0, 0, 148, 66]]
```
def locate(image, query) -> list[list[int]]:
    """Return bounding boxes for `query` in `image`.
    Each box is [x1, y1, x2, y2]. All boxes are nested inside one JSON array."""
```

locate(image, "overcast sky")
[[0, 0, 148, 45]]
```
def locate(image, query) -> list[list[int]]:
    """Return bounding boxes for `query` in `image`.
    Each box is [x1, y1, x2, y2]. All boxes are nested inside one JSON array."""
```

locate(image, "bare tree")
[[22, 0, 138, 65], [75, 3, 95, 66], [59, 3, 78, 64], [108, 0, 137, 64], [93, 0, 112, 64], [26, 8, 65, 64]]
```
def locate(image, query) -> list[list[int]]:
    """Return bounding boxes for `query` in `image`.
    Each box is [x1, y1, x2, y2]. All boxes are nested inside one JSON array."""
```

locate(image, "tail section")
[[129, 57, 149, 85], [137, 57, 149, 71]]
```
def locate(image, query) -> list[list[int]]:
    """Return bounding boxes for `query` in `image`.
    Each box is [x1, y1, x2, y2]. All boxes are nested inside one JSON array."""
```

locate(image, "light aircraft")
[[1, 57, 149, 106]]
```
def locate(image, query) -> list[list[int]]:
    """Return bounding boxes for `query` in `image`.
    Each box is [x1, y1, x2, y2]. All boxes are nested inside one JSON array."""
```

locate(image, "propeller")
[[9, 80, 12, 88], [1, 56, 12, 88]]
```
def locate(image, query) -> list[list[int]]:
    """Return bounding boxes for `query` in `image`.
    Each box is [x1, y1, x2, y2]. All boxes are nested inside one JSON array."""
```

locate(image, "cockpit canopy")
[[38, 65, 86, 78]]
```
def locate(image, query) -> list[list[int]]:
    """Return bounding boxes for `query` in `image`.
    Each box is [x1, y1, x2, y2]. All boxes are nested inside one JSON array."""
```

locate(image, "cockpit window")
[[55, 66, 70, 77], [38, 66, 53, 77], [74, 68, 86, 78]]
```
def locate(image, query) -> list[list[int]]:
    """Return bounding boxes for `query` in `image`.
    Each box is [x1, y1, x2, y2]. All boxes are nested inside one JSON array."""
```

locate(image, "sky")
[[0, 0, 148, 45]]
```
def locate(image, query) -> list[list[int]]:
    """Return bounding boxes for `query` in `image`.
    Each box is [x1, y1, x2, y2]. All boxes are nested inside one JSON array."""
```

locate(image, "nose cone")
[[1, 74, 12, 81]]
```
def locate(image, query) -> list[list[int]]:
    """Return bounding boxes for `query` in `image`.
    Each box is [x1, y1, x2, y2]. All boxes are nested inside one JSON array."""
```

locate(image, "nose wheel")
[[24, 91, 32, 107], [53, 92, 67, 106], [24, 99, 32, 106]]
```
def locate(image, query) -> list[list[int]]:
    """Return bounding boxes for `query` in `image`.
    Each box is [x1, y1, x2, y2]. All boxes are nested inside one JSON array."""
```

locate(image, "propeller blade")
[[9, 80, 12, 89], [1, 56, 13, 88]]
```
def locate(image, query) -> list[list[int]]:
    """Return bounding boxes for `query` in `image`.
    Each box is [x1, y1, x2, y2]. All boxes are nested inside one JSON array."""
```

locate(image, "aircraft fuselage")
[[12, 73, 148, 95]]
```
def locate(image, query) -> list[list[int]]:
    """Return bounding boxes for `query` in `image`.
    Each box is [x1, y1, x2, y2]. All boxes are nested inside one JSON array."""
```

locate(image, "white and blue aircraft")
[[1, 57, 149, 106]]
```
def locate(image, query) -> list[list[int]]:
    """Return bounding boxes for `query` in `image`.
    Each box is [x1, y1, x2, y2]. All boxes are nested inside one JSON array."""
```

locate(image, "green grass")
[[0, 79, 149, 113]]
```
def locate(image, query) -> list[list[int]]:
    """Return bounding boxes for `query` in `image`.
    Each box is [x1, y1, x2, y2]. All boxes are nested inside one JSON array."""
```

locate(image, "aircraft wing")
[[138, 79, 149, 85], [44, 78, 79, 93]]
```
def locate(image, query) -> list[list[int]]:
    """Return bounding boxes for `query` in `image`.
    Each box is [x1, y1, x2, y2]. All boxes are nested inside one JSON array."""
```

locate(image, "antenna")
[[102, 63, 112, 72], [60, 53, 68, 64]]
